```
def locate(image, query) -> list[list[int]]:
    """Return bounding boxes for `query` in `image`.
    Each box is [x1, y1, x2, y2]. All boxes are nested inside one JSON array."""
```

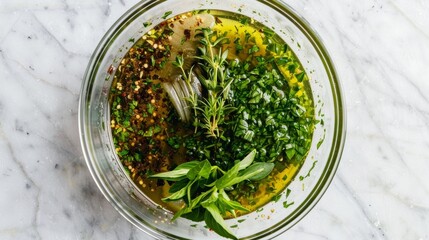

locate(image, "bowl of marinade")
[[79, 0, 345, 239]]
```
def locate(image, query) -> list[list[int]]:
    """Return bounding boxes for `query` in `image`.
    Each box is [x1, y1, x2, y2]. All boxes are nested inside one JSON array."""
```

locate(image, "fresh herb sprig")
[[192, 28, 234, 138], [150, 149, 274, 240], [168, 28, 234, 138]]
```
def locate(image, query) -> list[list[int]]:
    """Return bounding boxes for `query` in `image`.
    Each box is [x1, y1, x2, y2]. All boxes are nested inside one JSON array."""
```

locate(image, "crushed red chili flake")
[[108, 18, 189, 203]]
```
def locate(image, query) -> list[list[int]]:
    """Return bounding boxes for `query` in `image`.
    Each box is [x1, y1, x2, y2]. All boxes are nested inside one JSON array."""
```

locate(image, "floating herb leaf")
[[205, 204, 238, 240], [162, 11, 172, 19], [283, 201, 294, 208]]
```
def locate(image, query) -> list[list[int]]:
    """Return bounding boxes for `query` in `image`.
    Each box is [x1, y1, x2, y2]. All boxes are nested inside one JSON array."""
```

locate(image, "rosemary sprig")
[[193, 28, 233, 138], [168, 28, 233, 138]]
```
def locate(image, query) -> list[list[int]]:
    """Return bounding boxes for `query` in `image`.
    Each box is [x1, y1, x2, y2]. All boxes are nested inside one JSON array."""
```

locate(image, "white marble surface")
[[1, 0, 428, 239]]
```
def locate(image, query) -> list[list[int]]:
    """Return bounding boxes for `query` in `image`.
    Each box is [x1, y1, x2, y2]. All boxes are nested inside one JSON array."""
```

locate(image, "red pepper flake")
[[184, 29, 191, 40], [107, 65, 115, 74]]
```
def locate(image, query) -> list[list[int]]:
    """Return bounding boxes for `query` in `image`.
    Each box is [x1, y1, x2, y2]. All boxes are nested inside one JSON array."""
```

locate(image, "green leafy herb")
[[285, 188, 292, 198], [147, 103, 155, 114], [162, 11, 173, 19], [150, 149, 272, 239], [191, 28, 235, 138], [283, 201, 294, 208], [167, 137, 181, 149], [317, 133, 325, 149], [299, 161, 318, 181], [271, 194, 282, 202], [205, 204, 237, 240]]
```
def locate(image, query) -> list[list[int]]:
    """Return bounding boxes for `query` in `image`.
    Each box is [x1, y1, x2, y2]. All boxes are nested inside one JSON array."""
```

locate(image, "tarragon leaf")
[[172, 206, 192, 222], [215, 150, 258, 189], [162, 184, 189, 201], [237, 149, 256, 171], [175, 161, 201, 170], [239, 162, 275, 181], [200, 191, 219, 208], [150, 161, 200, 181], [169, 179, 189, 193], [187, 160, 212, 180], [215, 162, 240, 189], [182, 206, 205, 222], [204, 203, 238, 240], [172, 189, 213, 221], [217, 191, 248, 217], [220, 162, 274, 188], [149, 168, 189, 181], [218, 191, 249, 213]]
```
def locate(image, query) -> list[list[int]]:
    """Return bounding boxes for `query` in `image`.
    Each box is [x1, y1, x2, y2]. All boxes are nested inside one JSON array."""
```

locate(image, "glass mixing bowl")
[[79, 0, 346, 239]]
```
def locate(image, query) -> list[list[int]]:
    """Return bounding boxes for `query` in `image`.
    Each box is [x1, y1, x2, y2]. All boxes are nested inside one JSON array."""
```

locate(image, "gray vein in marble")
[[63, 0, 78, 15], [290, 227, 330, 240], [337, 175, 388, 239], [0, 1, 110, 13], [31, 13, 89, 58], [84, 216, 97, 239], [373, 173, 429, 213], [331, 16, 429, 179], [365, 79, 429, 138], [126, 223, 137, 240], [62, 208, 71, 220], [386, 96, 429, 117], [115, 223, 135, 240], [0, 132, 41, 240], [360, 60, 429, 132], [0, 16, 21, 46], [0, 52, 77, 96], [0, 53, 71, 124], [11, 116, 79, 161], [61, 1, 78, 30], [351, 61, 429, 132], [37, 130, 79, 160], [357, 80, 429, 196], [319, 2, 429, 216], [0, 61, 81, 162], [366, 41, 428, 96], [335, 38, 413, 167], [105, 0, 112, 16], [387, 0, 429, 40], [389, 66, 429, 106]]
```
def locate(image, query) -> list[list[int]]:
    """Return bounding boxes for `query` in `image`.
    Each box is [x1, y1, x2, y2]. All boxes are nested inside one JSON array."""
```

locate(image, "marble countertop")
[[1, 0, 428, 239]]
